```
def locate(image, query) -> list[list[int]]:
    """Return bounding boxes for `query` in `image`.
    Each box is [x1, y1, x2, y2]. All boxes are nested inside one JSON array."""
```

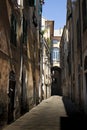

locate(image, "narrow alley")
[[2, 96, 86, 130], [0, 0, 87, 130]]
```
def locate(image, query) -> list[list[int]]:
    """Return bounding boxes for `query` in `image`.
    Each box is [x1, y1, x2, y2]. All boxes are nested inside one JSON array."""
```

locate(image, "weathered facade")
[[0, 0, 43, 128], [40, 18, 53, 100], [60, 26, 69, 97], [50, 28, 63, 96], [51, 37, 61, 67], [60, 0, 87, 114], [82, 0, 87, 113], [42, 38, 51, 99]]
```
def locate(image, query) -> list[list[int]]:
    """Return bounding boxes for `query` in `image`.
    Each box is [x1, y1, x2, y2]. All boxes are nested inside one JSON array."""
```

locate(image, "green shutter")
[[34, 0, 36, 6]]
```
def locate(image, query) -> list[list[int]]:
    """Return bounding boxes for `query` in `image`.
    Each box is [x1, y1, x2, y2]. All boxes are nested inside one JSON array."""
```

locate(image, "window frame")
[[82, 0, 87, 31], [51, 47, 60, 62], [10, 13, 17, 46]]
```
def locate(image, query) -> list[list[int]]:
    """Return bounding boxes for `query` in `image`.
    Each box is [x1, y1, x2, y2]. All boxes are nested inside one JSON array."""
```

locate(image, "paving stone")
[[2, 96, 69, 130]]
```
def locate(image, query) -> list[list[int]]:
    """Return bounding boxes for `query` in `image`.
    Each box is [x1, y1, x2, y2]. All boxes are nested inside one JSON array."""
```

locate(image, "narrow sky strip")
[[42, 0, 67, 29]]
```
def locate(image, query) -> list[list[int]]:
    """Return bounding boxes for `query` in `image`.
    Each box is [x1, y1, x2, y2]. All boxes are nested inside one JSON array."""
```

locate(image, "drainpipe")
[[78, 0, 82, 66], [78, 0, 83, 107], [39, 0, 44, 101]]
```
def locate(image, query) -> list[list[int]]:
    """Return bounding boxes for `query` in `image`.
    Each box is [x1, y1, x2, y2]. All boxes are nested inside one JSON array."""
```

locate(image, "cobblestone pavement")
[[3, 96, 67, 130]]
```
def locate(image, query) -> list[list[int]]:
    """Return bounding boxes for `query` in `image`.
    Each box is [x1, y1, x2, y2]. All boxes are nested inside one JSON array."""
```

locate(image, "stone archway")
[[51, 66, 62, 96]]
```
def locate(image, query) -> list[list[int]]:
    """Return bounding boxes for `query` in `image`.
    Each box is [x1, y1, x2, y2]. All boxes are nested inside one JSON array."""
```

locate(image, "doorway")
[[51, 67, 62, 96], [84, 56, 87, 107], [84, 56, 87, 90], [21, 68, 28, 115], [8, 71, 16, 124], [85, 73, 87, 93]]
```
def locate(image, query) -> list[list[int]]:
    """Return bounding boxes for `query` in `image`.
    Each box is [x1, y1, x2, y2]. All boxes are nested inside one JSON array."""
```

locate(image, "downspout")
[[78, 0, 82, 66], [78, 0, 83, 107]]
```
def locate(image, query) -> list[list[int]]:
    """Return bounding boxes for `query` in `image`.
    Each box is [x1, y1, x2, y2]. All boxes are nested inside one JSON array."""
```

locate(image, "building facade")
[[40, 17, 53, 100], [0, 0, 44, 128], [60, 0, 87, 114], [51, 29, 63, 67], [60, 26, 69, 97], [50, 28, 63, 96]]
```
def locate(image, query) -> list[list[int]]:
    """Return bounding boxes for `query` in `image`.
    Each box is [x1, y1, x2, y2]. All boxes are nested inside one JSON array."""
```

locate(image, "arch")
[[51, 66, 61, 72], [51, 66, 62, 96]]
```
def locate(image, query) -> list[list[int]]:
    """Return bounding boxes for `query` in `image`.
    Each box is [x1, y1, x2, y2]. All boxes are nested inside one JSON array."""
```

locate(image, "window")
[[77, 19, 80, 48], [25, 0, 36, 7], [17, 0, 21, 5], [51, 48, 60, 61], [17, 0, 23, 7], [52, 39, 59, 44], [82, 0, 87, 31], [22, 16, 27, 44], [10, 13, 17, 46], [38, 2, 42, 16], [32, 10, 38, 27], [84, 56, 87, 70]]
